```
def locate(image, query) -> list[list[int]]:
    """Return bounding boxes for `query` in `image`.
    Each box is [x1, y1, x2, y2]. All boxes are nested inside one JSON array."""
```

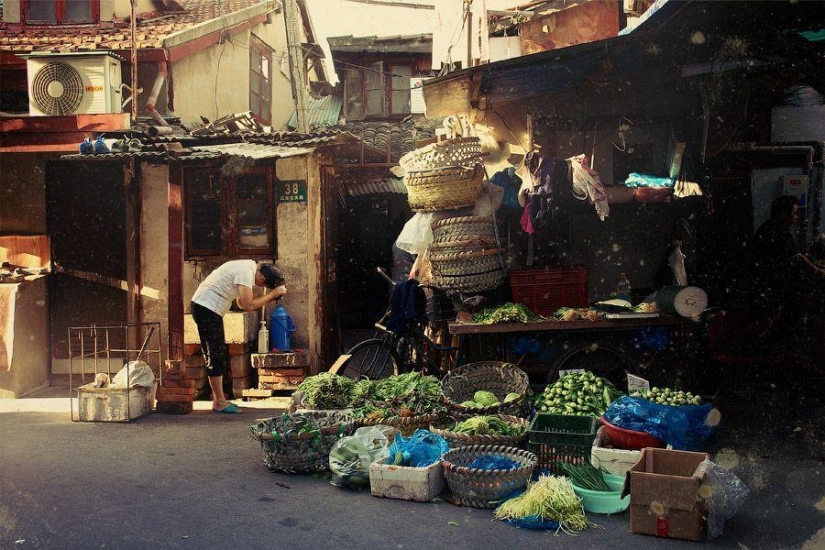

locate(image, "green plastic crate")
[[527, 414, 597, 474]]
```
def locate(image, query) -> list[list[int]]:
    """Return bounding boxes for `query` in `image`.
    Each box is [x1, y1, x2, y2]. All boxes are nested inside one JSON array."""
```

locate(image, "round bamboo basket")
[[430, 414, 529, 448], [405, 165, 484, 212], [431, 216, 497, 245], [441, 445, 537, 508], [429, 248, 507, 293], [399, 137, 482, 172], [440, 361, 530, 417]]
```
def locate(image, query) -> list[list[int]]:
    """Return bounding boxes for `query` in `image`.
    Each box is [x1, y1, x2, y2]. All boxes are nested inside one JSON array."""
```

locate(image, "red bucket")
[[600, 416, 665, 451]]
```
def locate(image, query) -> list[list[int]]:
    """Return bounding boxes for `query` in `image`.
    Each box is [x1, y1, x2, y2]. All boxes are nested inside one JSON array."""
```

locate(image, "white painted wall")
[[170, 20, 294, 129]]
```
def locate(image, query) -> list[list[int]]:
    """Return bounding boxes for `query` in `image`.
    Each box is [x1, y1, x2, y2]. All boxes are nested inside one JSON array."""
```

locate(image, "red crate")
[[509, 265, 588, 317]]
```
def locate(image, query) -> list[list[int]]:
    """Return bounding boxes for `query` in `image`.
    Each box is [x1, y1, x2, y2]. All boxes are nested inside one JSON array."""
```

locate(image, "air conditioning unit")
[[22, 52, 123, 116]]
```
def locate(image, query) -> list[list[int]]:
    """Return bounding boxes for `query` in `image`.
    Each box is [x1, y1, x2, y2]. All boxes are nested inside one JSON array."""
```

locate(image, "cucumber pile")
[[537, 371, 624, 417], [631, 387, 702, 406]]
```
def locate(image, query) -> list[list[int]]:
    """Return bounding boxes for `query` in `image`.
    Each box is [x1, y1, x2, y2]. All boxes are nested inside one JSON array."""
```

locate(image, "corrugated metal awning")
[[189, 143, 315, 159], [347, 178, 407, 196]]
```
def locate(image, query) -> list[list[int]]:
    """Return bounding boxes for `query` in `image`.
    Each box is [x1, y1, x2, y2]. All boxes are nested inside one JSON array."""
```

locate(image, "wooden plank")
[[449, 316, 681, 335], [327, 354, 351, 375]]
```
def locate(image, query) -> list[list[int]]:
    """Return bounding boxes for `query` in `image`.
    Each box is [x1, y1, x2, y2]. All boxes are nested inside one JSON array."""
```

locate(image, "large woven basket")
[[358, 413, 440, 437], [430, 414, 529, 448], [429, 248, 507, 293], [440, 361, 530, 417], [441, 445, 537, 508], [250, 411, 355, 474], [405, 164, 484, 212], [431, 216, 496, 245], [399, 137, 482, 172]]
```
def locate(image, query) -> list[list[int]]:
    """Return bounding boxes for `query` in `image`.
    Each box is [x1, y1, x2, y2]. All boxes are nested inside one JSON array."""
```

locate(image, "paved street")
[[0, 391, 823, 550]]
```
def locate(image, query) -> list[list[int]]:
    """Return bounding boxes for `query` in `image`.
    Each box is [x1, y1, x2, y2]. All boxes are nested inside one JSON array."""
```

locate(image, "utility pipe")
[[146, 63, 170, 127]]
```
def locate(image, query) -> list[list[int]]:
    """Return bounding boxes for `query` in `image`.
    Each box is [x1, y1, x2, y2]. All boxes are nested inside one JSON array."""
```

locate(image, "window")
[[249, 36, 272, 125], [23, 1, 99, 24], [184, 166, 276, 258], [342, 61, 414, 120]]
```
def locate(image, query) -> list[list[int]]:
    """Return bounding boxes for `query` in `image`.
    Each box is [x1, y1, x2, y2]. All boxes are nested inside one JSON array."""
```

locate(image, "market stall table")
[[449, 314, 687, 385]]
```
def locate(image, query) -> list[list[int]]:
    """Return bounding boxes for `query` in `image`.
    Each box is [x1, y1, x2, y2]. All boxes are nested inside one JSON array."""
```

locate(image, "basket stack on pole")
[[399, 135, 507, 294]]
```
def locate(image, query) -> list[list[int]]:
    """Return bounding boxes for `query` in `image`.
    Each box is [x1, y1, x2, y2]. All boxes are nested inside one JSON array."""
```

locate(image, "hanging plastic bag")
[[111, 360, 155, 389], [329, 426, 392, 488], [387, 429, 449, 467]]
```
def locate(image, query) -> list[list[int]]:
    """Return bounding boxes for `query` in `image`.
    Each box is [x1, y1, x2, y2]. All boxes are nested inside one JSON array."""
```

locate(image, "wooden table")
[[449, 315, 688, 383]]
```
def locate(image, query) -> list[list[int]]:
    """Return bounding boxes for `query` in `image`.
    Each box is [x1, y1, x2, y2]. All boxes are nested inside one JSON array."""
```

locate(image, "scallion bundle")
[[558, 462, 611, 491]]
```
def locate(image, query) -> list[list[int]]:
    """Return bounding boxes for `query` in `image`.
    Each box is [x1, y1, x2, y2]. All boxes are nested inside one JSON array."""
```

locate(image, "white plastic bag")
[[111, 360, 155, 389], [328, 426, 392, 487]]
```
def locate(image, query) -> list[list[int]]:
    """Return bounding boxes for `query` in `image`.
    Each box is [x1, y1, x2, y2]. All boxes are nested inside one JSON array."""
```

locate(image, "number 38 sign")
[[278, 180, 307, 203]]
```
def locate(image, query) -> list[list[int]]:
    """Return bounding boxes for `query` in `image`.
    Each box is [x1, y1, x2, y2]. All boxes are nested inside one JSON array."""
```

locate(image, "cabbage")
[[504, 392, 521, 403], [473, 390, 499, 407]]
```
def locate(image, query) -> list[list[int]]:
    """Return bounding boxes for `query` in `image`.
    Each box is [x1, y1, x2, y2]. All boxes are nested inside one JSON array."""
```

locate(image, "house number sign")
[[278, 180, 307, 203]]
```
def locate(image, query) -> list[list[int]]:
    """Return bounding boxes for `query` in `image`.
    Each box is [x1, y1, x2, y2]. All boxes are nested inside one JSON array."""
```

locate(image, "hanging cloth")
[[567, 154, 610, 221]]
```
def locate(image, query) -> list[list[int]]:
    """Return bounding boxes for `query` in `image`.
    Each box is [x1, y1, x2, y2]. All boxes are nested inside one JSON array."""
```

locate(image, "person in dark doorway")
[[191, 260, 286, 413], [749, 195, 825, 316]]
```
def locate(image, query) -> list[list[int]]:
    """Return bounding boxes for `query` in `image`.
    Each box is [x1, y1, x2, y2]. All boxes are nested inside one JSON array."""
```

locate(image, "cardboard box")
[[591, 426, 641, 477], [369, 458, 445, 502], [622, 448, 708, 541]]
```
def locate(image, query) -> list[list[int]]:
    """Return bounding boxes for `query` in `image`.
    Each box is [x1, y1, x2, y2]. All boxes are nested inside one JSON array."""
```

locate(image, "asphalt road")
[[0, 395, 823, 550]]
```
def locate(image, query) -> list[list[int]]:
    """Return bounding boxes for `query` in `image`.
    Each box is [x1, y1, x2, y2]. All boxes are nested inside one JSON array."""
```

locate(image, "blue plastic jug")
[[269, 304, 297, 351]]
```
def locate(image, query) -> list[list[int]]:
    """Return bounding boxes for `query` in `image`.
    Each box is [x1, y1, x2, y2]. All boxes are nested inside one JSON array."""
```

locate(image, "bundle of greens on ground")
[[557, 462, 611, 491], [472, 302, 539, 324], [451, 415, 525, 436], [494, 475, 595, 534], [296, 372, 356, 409], [350, 372, 444, 420], [631, 386, 702, 406], [537, 371, 624, 417]]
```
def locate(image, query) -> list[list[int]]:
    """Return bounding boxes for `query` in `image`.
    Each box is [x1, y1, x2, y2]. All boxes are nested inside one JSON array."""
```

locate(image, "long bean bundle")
[[494, 475, 592, 534]]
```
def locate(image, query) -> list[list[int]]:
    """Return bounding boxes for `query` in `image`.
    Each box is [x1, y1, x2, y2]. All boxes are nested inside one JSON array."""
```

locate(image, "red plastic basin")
[[600, 416, 666, 450]]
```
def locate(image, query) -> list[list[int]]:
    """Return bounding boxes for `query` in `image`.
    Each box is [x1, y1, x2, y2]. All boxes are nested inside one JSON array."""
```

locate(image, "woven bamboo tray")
[[431, 216, 496, 245], [430, 415, 529, 448], [440, 361, 530, 417], [405, 165, 484, 212], [358, 413, 440, 437], [399, 137, 482, 172], [441, 445, 537, 508], [250, 411, 355, 474], [429, 248, 507, 293]]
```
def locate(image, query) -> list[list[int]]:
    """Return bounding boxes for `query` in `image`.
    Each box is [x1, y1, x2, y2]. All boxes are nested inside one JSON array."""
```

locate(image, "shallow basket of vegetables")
[[441, 444, 537, 509], [358, 413, 440, 437], [430, 414, 529, 448], [249, 411, 355, 474], [440, 361, 531, 417]]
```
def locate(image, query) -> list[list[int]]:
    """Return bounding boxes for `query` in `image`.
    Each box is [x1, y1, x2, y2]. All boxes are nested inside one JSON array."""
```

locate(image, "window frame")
[[249, 36, 273, 126], [22, 0, 100, 25], [340, 58, 415, 120], [183, 165, 277, 260]]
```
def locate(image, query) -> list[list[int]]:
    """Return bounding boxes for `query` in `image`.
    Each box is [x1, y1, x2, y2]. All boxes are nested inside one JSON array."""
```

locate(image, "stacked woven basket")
[[399, 136, 507, 294]]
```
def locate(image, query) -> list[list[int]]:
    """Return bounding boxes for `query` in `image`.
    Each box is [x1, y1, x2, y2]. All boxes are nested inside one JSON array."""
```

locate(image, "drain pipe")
[[146, 62, 170, 128]]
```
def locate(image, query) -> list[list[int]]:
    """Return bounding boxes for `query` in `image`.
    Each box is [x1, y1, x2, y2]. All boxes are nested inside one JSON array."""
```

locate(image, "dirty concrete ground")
[[0, 381, 823, 550]]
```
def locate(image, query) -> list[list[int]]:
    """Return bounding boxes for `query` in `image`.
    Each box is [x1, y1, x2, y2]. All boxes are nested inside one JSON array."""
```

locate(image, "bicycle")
[[338, 267, 461, 380]]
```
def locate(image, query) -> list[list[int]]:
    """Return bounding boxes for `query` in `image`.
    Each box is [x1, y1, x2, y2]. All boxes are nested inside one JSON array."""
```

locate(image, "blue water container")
[[269, 304, 297, 351]]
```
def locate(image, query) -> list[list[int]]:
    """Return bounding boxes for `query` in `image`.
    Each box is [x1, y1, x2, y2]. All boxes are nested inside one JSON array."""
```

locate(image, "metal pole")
[[130, 0, 138, 122], [284, 0, 309, 132]]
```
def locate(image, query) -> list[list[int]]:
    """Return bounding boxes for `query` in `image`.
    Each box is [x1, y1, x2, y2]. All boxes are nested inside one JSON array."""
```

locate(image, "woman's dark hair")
[[259, 264, 285, 289], [770, 195, 799, 220]]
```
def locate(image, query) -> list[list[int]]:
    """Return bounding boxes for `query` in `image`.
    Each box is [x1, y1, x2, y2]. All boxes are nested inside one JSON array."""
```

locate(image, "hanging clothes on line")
[[567, 154, 610, 221], [516, 151, 556, 234]]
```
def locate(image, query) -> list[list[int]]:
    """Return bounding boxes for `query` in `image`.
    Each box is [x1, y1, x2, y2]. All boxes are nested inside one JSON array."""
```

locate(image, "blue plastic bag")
[[603, 395, 716, 451], [387, 429, 449, 467], [624, 172, 675, 188], [467, 455, 520, 470]]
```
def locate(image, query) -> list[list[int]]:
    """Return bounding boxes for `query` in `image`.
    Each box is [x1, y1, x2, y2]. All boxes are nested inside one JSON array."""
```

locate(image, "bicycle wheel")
[[340, 338, 401, 380], [545, 341, 637, 391]]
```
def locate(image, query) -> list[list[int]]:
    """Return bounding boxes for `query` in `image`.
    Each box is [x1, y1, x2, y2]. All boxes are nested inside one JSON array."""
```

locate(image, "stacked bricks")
[[183, 343, 254, 400], [156, 359, 195, 415], [246, 349, 312, 398], [184, 343, 209, 399]]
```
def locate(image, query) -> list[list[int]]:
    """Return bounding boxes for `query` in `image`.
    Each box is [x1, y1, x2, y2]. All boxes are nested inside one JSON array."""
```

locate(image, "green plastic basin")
[[570, 474, 630, 515]]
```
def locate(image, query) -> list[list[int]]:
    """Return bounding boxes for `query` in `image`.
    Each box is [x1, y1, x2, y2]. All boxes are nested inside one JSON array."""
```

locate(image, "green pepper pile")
[[537, 371, 624, 417]]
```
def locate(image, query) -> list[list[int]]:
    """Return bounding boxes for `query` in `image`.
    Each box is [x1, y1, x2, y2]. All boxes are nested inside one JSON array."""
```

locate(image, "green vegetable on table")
[[472, 302, 539, 324], [631, 386, 702, 406], [452, 415, 525, 436]]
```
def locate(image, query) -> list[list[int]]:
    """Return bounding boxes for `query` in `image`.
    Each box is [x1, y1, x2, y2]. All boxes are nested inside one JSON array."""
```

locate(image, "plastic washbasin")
[[600, 416, 665, 450], [570, 474, 630, 514]]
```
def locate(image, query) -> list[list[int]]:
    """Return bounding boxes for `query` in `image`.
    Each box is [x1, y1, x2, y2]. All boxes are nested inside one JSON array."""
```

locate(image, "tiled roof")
[[0, 0, 270, 53]]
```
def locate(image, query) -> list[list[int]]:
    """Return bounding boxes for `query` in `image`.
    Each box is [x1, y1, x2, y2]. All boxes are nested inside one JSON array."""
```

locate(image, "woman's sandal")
[[213, 403, 242, 414]]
